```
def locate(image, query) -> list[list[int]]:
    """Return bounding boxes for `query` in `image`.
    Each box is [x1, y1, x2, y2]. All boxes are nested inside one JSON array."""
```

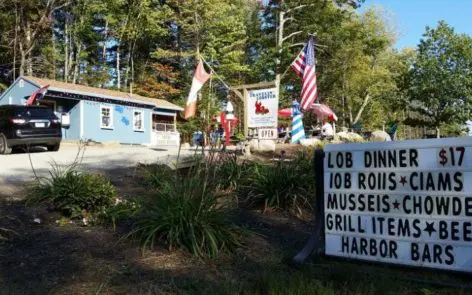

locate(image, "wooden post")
[[243, 88, 249, 138]]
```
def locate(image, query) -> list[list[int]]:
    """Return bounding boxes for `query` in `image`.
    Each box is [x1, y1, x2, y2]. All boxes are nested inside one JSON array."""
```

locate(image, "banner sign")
[[247, 88, 278, 128], [324, 137, 472, 272], [258, 128, 277, 139]]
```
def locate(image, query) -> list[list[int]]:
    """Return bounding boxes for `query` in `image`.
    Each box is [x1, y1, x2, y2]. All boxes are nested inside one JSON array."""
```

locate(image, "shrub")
[[31, 165, 116, 219], [128, 174, 240, 257], [240, 153, 314, 213], [234, 132, 245, 141]]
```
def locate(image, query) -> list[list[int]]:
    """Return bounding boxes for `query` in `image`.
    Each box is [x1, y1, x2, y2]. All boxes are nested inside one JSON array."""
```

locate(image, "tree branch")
[[285, 4, 314, 14], [30, 0, 57, 42], [52, 1, 72, 12], [282, 17, 294, 25], [282, 31, 303, 42], [289, 42, 305, 48]]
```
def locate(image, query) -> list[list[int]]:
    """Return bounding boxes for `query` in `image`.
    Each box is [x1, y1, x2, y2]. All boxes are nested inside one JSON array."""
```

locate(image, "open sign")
[[258, 128, 277, 139]]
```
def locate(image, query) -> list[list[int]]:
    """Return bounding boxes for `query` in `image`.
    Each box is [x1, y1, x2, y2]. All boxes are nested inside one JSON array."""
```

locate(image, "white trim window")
[[133, 109, 145, 132], [100, 105, 113, 129]]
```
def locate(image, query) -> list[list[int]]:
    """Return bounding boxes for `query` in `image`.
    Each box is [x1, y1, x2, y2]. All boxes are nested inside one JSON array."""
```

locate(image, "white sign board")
[[247, 88, 278, 128], [258, 128, 277, 139], [324, 137, 472, 272]]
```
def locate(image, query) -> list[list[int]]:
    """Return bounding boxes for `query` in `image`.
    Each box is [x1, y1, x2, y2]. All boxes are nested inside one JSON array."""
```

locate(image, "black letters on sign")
[[327, 144, 467, 271], [328, 152, 353, 168]]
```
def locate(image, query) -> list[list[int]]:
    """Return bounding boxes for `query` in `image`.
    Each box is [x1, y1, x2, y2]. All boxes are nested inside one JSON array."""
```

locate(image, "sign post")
[[243, 88, 249, 138], [296, 137, 472, 272], [230, 81, 277, 139]]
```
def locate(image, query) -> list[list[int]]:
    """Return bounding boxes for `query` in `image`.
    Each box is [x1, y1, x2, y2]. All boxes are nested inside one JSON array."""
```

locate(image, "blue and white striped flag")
[[291, 100, 305, 144]]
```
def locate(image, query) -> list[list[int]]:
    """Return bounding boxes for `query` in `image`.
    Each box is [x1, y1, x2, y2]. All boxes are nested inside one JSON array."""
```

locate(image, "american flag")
[[291, 36, 318, 110], [26, 85, 49, 105]]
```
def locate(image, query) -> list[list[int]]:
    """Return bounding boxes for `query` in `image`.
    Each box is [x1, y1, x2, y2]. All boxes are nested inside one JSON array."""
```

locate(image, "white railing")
[[151, 131, 180, 147], [151, 123, 180, 146], [153, 123, 176, 132]]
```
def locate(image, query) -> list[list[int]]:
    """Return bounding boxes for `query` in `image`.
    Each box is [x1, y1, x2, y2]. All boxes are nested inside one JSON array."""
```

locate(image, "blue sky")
[[363, 0, 472, 49]]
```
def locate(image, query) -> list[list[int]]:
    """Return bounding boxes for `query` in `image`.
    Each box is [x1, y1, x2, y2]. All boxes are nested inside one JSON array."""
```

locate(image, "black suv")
[[0, 105, 62, 154]]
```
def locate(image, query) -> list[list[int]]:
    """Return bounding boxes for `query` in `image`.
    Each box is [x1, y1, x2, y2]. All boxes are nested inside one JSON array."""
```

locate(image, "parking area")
[[0, 145, 190, 185]]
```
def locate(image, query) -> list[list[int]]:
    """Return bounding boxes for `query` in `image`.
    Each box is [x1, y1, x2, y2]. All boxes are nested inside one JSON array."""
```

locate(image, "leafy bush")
[[234, 132, 245, 141], [128, 173, 240, 257], [31, 165, 116, 219]]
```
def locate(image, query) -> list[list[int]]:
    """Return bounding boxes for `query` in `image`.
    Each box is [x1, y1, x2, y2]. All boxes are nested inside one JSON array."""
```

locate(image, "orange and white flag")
[[184, 59, 211, 119]]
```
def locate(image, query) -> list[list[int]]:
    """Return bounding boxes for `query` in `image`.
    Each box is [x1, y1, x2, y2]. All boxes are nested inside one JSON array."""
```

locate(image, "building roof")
[[21, 76, 184, 111]]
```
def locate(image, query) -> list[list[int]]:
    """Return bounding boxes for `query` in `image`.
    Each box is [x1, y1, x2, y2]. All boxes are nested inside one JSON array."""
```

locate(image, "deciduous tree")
[[406, 21, 472, 138]]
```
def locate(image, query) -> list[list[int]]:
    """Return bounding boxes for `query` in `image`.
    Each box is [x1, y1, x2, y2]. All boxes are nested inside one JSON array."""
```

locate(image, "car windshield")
[[12, 107, 56, 119]]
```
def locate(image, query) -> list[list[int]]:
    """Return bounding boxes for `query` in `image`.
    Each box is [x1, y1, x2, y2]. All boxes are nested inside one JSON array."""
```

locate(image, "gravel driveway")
[[0, 145, 193, 185]]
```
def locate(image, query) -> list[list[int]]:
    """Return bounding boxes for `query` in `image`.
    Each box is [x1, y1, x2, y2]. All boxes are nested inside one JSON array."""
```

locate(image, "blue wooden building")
[[0, 76, 183, 146]]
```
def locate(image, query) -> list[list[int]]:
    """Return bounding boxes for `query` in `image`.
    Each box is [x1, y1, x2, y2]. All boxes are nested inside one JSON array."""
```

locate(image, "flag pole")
[[280, 36, 327, 81], [200, 57, 232, 90]]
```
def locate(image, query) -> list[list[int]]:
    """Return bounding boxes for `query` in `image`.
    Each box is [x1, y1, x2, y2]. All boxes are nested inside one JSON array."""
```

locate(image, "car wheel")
[[0, 134, 12, 155], [47, 143, 60, 152]]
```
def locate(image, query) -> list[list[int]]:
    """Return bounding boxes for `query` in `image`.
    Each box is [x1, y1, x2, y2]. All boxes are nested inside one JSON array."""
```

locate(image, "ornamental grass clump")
[[128, 175, 240, 257], [240, 151, 314, 213], [210, 152, 254, 191], [136, 163, 175, 191]]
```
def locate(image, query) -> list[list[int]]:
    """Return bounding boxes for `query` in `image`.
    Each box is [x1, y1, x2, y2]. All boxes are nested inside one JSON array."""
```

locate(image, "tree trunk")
[[130, 39, 137, 95], [124, 41, 131, 92], [345, 78, 353, 126], [64, 21, 69, 82], [351, 56, 377, 126], [19, 42, 26, 76], [102, 20, 108, 62], [72, 44, 81, 84], [436, 126, 440, 138], [26, 23, 32, 76], [68, 32, 73, 79], [342, 71, 346, 127], [116, 9, 131, 91], [275, 10, 284, 94], [51, 19, 56, 79], [352, 92, 371, 125], [13, 4, 19, 81], [116, 46, 121, 90], [347, 100, 353, 126]]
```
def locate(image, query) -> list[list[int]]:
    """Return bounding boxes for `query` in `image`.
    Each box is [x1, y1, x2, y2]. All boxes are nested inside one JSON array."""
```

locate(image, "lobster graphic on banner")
[[255, 100, 270, 114]]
